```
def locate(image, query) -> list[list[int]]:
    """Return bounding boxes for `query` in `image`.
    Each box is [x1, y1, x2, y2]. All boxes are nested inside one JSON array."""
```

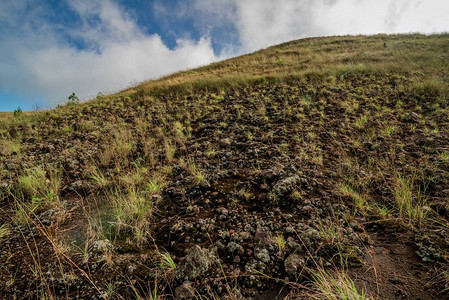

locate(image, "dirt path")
[[350, 225, 444, 299]]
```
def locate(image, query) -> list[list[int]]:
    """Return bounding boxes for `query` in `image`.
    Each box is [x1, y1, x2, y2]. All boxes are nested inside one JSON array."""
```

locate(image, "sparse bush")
[[96, 92, 105, 100], [411, 79, 441, 101], [13, 107, 22, 116], [67, 92, 80, 105]]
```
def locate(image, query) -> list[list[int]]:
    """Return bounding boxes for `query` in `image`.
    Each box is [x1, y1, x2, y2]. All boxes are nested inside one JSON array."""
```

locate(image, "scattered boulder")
[[272, 175, 302, 204], [255, 248, 271, 263], [90, 239, 113, 261], [176, 246, 216, 281], [175, 281, 195, 299], [227, 242, 244, 255], [405, 112, 420, 123], [254, 227, 274, 246], [284, 253, 305, 277]]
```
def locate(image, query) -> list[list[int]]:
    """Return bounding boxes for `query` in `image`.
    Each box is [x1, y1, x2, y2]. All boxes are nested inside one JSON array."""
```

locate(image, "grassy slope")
[[1, 33, 449, 299]]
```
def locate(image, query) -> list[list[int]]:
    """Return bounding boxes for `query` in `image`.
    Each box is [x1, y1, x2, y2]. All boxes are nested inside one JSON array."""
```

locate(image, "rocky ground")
[[1, 34, 449, 299]]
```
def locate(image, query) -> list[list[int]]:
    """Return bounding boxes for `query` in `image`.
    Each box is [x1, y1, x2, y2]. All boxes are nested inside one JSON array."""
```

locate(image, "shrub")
[[13, 107, 22, 117], [67, 92, 80, 105]]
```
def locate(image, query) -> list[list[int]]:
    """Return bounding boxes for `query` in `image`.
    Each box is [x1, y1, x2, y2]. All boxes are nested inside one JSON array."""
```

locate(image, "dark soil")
[[350, 224, 446, 299], [1, 34, 449, 299]]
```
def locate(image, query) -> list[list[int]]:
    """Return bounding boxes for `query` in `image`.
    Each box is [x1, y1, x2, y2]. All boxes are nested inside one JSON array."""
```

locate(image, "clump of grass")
[[144, 179, 164, 196], [1, 139, 21, 156], [0, 224, 10, 241], [112, 128, 134, 158], [340, 183, 367, 213], [88, 165, 109, 188], [173, 121, 186, 142], [384, 125, 396, 137], [354, 115, 368, 128], [237, 187, 253, 200], [108, 186, 155, 245], [275, 235, 286, 254], [120, 161, 148, 186], [18, 166, 62, 209], [98, 127, 135, 167], [439, 151, 449, 161], [205, 147, 217, 157], [311, 267, 367, 300], [159, 251, 176, 271], [317, 220, 343, 246], [187, 163, 206, 184], [410, 79, 441, 100], [164, 140, 176, 163], [392, 174, 428, 226]]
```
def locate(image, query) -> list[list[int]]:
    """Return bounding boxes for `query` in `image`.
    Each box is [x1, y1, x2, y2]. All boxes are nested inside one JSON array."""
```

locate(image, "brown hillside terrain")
[[1, 34, 449, 299]]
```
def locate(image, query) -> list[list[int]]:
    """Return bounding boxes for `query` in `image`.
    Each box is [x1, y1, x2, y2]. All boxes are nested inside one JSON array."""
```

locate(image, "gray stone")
[[90, 239, 113, 258], [255, 248, 271, 263], [273, 175, 301, 197], [227, 242, 244, 255], [176, 246, 215, 281], [254, 227, 273, 246], [175, 281, 195, 299], [406, 112, 420, 123], [285, 226, 295, 234], [284, 253, 305, 276]]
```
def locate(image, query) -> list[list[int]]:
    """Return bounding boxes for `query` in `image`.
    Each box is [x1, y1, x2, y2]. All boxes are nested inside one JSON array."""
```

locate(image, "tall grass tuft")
[[311, 267, 367, 300], [18, 166, 62, 209], [392, 174, 428, 226], [108, 185, 155, 245]]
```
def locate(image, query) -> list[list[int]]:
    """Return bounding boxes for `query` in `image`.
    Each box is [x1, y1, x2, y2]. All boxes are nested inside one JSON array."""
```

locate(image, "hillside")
[[1, 33, 449, 299]]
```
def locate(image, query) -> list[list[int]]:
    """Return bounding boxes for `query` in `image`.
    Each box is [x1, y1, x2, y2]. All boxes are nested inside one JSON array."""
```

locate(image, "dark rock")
[[199, 180, 210, 189], [260, 183, 269, 191], [301, 205, 314, 216], [416, 137, 434, 147], [227, 242, 244, 255], [176, 246, 216, 281], [217, 207, 229, 217], [220, 138, 231, 146], [254, 227, 273, 246], [255, 248, 271, 263], [284, 253, 305, 277], [5, 161, 19, 171], [175, 281, 195, 299], [272, 175, 302, 204], [90, 239, 113, 261], [405, 112, 420, 123], [285, 226, 295, 234]]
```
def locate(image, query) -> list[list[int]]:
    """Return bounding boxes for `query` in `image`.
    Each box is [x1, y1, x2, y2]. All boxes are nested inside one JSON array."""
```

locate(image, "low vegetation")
[[1, 33, 449, 299]]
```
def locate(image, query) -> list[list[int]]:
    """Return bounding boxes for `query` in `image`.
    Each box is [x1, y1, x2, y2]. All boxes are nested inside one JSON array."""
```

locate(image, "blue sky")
[[1, 0, 448, 111]]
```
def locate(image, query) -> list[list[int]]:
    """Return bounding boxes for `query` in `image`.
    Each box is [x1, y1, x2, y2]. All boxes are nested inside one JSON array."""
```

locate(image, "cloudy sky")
[[0, 0, 448, 111]]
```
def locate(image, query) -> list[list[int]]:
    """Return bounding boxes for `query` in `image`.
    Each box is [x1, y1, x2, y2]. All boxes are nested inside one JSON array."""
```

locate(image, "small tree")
[[68, 92, 79, 105], [32, 103, 42, 111], [13, 107, 23, 117]]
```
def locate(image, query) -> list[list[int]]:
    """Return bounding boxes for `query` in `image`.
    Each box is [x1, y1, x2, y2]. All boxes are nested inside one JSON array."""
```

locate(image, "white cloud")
[[0, 0, 220, 107], [193, 0, 449, 52]]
